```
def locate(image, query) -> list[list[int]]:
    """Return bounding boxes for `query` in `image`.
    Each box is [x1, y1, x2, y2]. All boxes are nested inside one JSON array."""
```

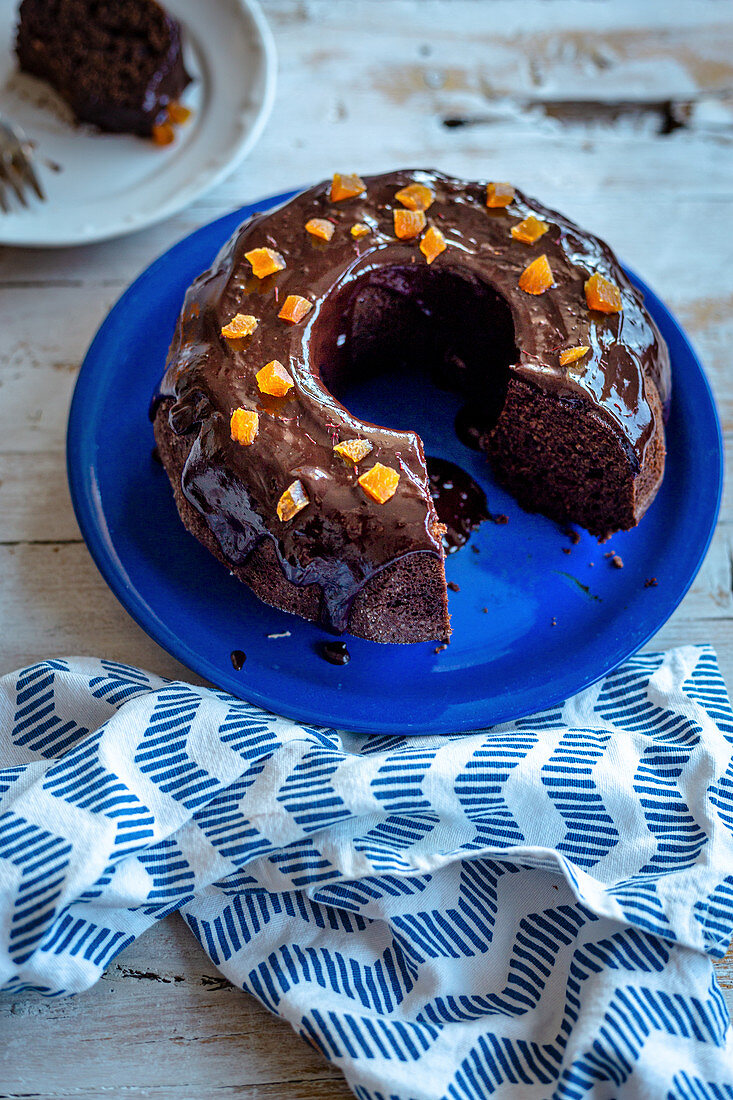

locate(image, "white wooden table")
[[1, 2, 732, 1095]]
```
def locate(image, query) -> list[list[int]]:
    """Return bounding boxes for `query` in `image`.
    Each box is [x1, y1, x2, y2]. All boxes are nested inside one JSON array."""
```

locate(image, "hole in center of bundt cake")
[[309, 264, 518, 440]]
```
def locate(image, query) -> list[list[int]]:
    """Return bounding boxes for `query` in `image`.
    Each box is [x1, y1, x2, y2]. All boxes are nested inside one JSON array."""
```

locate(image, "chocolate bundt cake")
[[153, 170, 670, 644], [16, 0, 191, 138]]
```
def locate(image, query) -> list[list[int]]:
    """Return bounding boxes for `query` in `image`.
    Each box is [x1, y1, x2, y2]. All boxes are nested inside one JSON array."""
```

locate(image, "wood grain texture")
[[1, 1, 732, 1096]]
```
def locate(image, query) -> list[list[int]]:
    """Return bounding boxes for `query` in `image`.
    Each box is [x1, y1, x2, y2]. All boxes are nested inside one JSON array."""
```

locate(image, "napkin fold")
[[1, 646, 733, 1099]]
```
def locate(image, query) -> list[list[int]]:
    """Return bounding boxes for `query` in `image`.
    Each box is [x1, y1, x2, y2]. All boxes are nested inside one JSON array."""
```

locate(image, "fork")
[[0, 114, 45, 211]]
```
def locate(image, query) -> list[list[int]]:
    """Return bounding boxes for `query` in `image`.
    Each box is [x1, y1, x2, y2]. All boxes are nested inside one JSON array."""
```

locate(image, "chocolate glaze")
[[427, 456, 490, 553], [230, 649, 246, 670], [156, 170, 669, 634]]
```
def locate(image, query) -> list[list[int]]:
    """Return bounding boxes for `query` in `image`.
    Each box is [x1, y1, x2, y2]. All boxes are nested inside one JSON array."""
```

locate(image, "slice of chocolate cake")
[[16, 0, 191, 138]]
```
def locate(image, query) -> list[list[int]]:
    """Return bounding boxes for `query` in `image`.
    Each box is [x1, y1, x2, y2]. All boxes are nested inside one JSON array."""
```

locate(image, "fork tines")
[[0, 115, 46, 211]]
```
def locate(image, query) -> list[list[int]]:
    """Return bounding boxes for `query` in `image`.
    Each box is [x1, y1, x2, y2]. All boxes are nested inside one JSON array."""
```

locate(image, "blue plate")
[[67, 192, 723, 734]]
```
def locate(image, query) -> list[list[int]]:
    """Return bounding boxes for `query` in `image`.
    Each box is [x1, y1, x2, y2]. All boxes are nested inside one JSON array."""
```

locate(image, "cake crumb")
[[644, 577, 658, 588], [551, 616, 557, 626], [434, 643, 448, 654], [481, 607, 488, 614], [611, 555, 624, 569], [319, 641, 351, 665], [494, 514, 509, 525], [562, 547, 571, 555], [447, 581, 460, 592], [471, 545, 480, 554], [563, 526, 581, 545]]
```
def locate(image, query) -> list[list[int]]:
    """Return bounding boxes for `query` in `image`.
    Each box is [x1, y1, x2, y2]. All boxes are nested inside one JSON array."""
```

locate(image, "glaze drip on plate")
[[427, 457, 491, 553]]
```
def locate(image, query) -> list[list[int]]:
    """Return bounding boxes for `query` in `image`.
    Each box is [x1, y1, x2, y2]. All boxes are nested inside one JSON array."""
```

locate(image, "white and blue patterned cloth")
[[2, 646, 733, 1099]]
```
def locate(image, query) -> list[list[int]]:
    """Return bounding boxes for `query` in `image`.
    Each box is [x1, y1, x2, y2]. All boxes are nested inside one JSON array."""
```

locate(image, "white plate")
[[0, 0, 277, 247]]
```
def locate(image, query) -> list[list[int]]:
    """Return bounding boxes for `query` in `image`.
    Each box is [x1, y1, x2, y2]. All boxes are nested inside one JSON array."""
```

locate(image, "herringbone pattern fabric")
[[1, 646, 732, 1099]]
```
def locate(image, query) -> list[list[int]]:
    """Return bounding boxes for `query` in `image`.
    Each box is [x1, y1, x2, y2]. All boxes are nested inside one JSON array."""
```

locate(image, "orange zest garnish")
[[167, 102, 191, 125], [420, 225, 447, 264], [330, 173, 366, 202], [559, 346, 591, 367], [152, 122, 175, 146], [511, 215, 549, 244], [256, 360, 294, 397], [278, 295, 313, 324], [230, 408, 259, 446], [518, 254, 554, 295], [394, 208, 426, 240], [351, 222, 371, 239], [486, 182, 515, 208], [585, 272, 623, 313], [277, 480, 309, 522], [334, 438, 373, 464], [305, 218, 335, 241], [221, 313, 258, 339], [395, 182, 434, 211], [358, 463, 400, 504], [244, 247, 286, 279]]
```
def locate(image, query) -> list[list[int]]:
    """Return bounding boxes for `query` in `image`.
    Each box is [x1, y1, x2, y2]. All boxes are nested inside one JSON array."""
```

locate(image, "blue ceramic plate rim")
[[67, 192, 724, 734]]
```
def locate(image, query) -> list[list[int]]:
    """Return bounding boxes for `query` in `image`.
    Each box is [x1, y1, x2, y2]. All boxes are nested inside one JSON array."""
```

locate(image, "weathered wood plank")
[[0, 543, 201, 683], [0, 912, 729, 1100], [1, 5, 733, 294], [0, 920, 350, 1096], [2, 993, 343, 1094], [0, 529, 730, 673], [0, 454, 81, 542]]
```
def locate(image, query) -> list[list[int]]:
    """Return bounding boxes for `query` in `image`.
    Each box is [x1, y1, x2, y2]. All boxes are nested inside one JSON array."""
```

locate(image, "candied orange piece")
[[330, 173, 366, 202], [167, 102, 192, 125], [277, 480, 309, 522], [559, 346, 590, 367], [245, 247, 286, 279], [518, 254, 554, 295], [334, 438, 373, 464], [394, 208, 426, 240], [221, 313, 258, 339], [511, 215, 549, 244], [358, 462, 400, 504], [152, 122, 175, 146], [420, 225, 447, 265], [305, 218, 335, 241], [395, 182, 434, 211], [585, 272, 622, 313], [278, 295, 313, 324], [486, 182, 515, 208], [230, 408, 259, 446], [351, 222, 371, 239], [256, 359, 294, 397]]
